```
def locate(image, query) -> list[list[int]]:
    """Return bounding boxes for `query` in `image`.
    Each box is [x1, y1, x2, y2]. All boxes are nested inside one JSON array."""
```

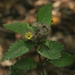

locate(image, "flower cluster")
[[23, 22, 50, 43]]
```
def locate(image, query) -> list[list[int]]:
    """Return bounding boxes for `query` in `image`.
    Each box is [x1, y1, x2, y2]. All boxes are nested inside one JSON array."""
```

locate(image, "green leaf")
[[37, 3, 52, 25], [49, 52, 75, 67], [3, 22, 33, 35], [2, 40, 33, 61], [37, 41, 64, 59], [11, 67, 25, 75], [45, 40, 64, 50], [12, 58, 37, 70]]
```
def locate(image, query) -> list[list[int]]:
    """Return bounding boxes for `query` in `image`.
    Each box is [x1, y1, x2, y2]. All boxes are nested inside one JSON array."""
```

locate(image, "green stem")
[[38, 53, 45, 75]]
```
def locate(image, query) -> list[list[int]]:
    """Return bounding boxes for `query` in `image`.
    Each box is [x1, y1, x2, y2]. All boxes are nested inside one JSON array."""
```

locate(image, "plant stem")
[[38, 53, 41, 62], [41, 67, 44, 75], [38, 53, 45, 75]]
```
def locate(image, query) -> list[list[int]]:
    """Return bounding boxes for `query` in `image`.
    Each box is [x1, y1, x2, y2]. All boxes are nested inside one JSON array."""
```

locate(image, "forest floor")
[[0, 0, 75, 75]]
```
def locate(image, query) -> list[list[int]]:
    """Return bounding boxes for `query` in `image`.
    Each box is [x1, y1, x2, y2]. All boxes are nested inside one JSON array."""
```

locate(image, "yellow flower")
[[24, 32, 33, 39]]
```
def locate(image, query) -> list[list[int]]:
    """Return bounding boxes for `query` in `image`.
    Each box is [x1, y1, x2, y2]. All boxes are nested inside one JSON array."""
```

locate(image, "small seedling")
[[2, 3, 75, 75]]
